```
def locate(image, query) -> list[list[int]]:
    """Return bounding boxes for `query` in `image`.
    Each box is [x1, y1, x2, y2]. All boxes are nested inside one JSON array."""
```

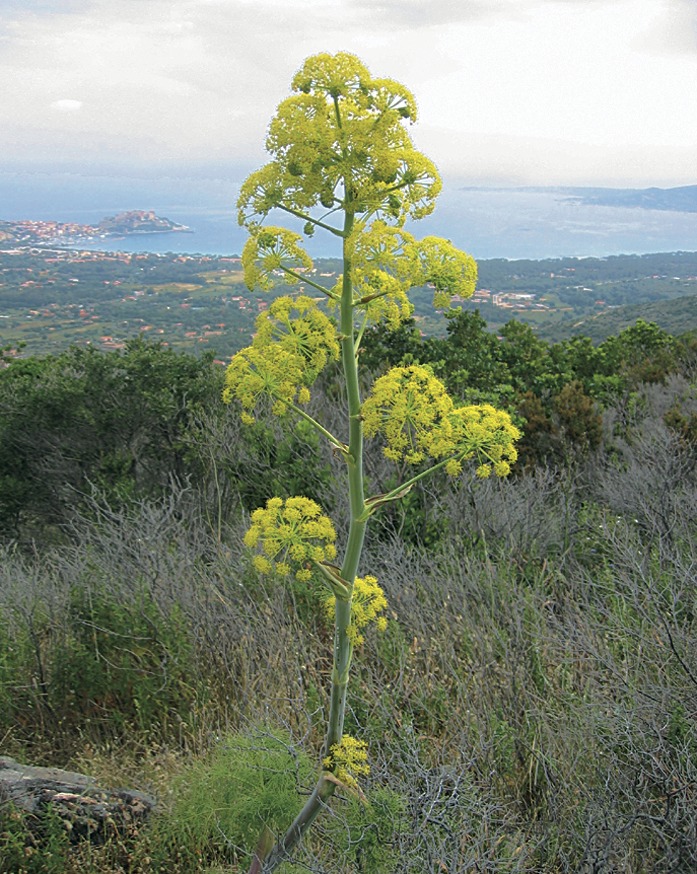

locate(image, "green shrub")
[[316, 786, 406, 874], [145, 730, 316, 870], [50, 584, 199, 736], [143, 728, 406, 873]]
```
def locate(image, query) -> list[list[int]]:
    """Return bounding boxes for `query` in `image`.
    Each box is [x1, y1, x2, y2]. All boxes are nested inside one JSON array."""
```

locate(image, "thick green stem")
[[255, 208, 367, 874], [328, 207, 366, 747], [256, 776, 335, 872]]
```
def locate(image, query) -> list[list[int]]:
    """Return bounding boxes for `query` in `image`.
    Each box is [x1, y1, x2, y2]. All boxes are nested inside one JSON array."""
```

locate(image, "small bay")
[[1, 172, 696, 260]]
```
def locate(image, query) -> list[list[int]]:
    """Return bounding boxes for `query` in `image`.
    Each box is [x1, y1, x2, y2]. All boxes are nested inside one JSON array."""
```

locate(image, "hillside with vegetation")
[[0, 309, 695, 871], [1, 248, 696, 359], [2, 44, 696, 873], [545, 292, 697, 344]]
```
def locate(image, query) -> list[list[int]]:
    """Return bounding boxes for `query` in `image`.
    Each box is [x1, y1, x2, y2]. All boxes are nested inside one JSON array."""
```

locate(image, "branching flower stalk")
[[223, 52, 521, 873]]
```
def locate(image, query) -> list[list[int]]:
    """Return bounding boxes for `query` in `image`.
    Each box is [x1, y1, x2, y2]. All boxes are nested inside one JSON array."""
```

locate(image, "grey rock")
[[0, 756, 156, 844]]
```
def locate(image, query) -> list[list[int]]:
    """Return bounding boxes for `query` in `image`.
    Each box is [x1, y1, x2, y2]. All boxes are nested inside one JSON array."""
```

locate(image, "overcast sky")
[[1, 0, 696, 187]]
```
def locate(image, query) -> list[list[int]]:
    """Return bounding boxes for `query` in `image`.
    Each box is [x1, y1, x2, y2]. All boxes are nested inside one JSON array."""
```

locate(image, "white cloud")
[[346, 0, 523, 27], [50, 99, 83, 112], [636, 0, 697, 55], [0, 0, 695, 185]]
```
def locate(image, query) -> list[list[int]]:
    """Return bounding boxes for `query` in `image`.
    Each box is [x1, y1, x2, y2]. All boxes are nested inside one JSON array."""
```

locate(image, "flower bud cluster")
[[244, 496, 337, 581], [325, 574, 388, 646]]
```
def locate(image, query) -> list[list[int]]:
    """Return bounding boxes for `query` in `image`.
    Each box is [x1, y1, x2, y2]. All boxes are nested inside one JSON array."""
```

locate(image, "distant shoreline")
[[457, 184, 697, 215], [3, 187, 697, 261], [0, 210, 193, 248]]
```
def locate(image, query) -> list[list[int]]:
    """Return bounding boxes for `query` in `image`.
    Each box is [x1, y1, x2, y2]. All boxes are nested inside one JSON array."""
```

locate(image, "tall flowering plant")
[[224, 52, 520, 872]]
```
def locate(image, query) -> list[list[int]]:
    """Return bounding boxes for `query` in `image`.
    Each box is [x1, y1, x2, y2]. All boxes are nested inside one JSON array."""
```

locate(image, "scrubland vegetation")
[[0, 314, 695, 872], [2, 50, 697, 873]]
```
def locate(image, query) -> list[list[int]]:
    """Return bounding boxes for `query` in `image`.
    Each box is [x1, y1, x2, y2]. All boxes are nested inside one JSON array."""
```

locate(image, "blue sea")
[[1, 170, 696, 261]]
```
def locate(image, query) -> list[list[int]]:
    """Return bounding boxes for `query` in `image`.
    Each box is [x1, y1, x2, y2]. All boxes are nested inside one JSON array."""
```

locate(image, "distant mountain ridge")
[[458, 184, 697, 214], [558, 185, 697, 213]]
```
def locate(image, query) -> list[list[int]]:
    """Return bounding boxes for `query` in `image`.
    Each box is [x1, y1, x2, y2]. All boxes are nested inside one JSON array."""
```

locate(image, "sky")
[[1, 0, 696, 188]]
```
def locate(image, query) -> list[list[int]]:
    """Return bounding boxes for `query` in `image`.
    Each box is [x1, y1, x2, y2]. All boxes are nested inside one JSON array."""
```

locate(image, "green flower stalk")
[[223, 51, 520, 873]]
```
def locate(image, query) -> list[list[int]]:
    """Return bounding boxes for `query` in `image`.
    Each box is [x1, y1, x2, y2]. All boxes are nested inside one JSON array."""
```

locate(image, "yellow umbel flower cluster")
[[223, 295, 339, 422], [237, 52, 442, 229], [325, 575, 388, 645], [419, 236, 478, 309], [223, 345, 304, 423], [241, 226, 313, 291], [362, 365, 456, 464], [341, 223, 477, 329], [244, 496, 337, 581], [449, 404, 521, 478], [348, 221, 421, 329], [322, 735, 370, 790], [363, 365, 520, 475], [254, 296, 340, 382]]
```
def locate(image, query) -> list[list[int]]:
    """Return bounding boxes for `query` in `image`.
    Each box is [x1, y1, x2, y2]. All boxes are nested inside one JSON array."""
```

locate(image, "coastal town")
[[0, 210, 191, 248]]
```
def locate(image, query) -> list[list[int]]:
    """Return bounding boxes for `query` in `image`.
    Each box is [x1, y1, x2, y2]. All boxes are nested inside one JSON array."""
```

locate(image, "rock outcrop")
[[0, 756, 156, 844]]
